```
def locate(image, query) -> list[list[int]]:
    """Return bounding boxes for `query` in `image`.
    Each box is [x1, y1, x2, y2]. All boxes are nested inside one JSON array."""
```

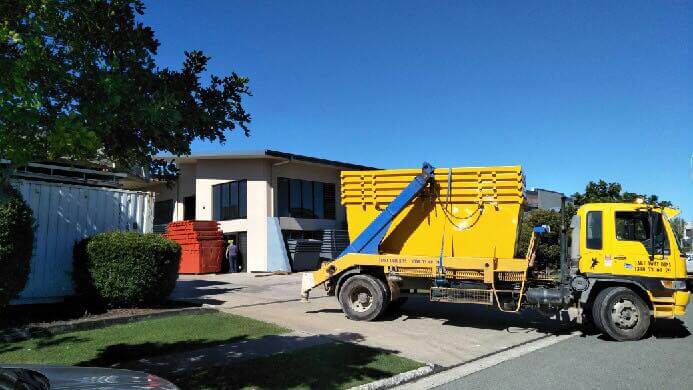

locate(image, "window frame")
[[614, 210, 670, 255], [212, 180, 248, 221], [585, 210, 603, 250], [277, 177, 335, 220]]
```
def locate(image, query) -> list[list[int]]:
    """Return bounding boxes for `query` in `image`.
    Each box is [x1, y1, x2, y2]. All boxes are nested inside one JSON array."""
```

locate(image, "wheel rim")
[[610, 298, 640, 330], [349, 286, 373, 313]]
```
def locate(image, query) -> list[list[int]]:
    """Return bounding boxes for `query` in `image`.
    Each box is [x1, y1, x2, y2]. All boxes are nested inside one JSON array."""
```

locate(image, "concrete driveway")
[[172, 273, 573, 367]]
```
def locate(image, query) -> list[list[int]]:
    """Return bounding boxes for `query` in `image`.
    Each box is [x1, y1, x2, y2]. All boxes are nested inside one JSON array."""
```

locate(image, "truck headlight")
[[661, 280, 687, 290]]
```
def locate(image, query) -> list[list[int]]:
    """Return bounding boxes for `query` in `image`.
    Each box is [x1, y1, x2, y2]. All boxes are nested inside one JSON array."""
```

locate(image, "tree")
[[0, 0, 250, 176], [516, 209, 562, 274], [572, 180, 671, 207], [0, 184, 34, 311]]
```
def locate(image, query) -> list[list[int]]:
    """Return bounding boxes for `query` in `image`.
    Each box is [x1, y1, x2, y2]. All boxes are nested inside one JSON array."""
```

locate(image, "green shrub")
[[0, 185, 35, 310], [73, 232, 181, 307]]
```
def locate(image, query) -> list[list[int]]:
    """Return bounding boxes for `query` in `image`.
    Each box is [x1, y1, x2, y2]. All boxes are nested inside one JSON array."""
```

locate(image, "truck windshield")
[[615, 211, 670, 255]]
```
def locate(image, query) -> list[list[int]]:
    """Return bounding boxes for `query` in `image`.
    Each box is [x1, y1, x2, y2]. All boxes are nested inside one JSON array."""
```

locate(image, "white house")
[[131, 150, 375, 272]]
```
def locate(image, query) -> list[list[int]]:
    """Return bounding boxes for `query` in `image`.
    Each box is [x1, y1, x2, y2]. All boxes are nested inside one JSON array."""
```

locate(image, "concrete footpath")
[[172, 273, 575, 368]]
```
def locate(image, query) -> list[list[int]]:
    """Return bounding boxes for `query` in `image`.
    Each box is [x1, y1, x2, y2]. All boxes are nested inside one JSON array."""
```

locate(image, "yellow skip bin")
[[340, 165, 525, 259]]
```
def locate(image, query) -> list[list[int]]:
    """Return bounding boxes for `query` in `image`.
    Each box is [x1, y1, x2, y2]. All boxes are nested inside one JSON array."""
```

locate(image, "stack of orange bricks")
[[164, 221, 224, 274]]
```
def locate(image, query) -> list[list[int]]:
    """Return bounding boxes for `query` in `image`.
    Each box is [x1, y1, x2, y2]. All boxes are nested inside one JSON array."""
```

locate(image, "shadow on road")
[[579, 317, 690, 341], [650, 318, 691, 339], [307, 295, 575, 335], [172, 279, 245, 306]]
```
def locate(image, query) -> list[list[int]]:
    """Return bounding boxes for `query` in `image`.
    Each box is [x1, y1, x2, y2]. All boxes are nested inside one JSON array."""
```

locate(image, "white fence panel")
[[11, 179, 154, 304]]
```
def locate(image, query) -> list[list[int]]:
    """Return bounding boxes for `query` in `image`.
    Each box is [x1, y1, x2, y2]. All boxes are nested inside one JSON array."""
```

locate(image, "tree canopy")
[[0, 0, 250, 175], [571, 180, 672, 208], [516, 208, 562, 274]]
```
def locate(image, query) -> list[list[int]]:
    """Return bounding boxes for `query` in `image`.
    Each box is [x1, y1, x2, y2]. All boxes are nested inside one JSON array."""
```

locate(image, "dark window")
[[278, 178, 290, 217], [290, 179, 302, 217], [324, 183, 336, 219], [302, 181, 314, 218], [277, 178, 336, 219], [586, 211, 602, 249], [229, 181, 239, 218], [154, 199, 174, 225], [212, 180, 247, 220], [615, 211, 669, 255], [313, 182, 324, 219], [183, 196, 196, 220], [239, 181, 247, 219]]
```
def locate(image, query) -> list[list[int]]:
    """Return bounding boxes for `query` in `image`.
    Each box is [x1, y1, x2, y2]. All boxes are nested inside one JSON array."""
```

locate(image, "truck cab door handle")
[[613, 256, 626, 260]]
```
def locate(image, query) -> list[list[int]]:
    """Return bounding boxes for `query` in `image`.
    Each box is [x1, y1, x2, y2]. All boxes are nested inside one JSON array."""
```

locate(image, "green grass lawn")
[[0, 313, 289, 366], [172, 341, 424, 390], [1, 313, 423, 389]]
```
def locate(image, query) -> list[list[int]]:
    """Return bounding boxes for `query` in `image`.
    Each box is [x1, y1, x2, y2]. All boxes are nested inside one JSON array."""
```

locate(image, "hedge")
[[0, 184, 35, 310], [73, 232, 181, 307]]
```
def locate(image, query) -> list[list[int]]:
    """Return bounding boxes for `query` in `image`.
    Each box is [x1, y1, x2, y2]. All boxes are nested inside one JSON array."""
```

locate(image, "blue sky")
[[143, 1, 692, 218]]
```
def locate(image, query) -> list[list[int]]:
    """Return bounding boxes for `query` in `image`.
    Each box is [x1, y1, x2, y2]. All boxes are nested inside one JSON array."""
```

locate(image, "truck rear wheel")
[[338, 274, 387, 321], [595, 286, 651, 341]]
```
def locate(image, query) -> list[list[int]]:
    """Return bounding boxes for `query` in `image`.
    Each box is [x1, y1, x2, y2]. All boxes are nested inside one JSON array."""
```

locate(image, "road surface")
[[436, 310, 692, 389]]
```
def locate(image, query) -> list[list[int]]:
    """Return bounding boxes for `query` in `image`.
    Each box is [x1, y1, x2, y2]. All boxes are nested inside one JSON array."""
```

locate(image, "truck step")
[[430, 287, 494, 305]]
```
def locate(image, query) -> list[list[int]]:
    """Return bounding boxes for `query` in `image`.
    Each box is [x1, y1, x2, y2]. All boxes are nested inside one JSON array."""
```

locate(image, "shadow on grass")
[[168, 341, 414, 390], [0, 299, 201, 330], [36, 335, 88, 349], [79, 336, 248, 367]]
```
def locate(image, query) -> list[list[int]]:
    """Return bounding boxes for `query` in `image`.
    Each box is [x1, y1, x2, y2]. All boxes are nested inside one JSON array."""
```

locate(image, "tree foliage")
[[571, 180, 672, 207], [0, 185, 34, 310], [0, 0, 251, 175], [516, 209, 562, 273]]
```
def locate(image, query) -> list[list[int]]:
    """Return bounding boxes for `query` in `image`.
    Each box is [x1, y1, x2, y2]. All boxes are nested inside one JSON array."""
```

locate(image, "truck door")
[[610, 211, 672, 277], [580, 210, 607, 274]]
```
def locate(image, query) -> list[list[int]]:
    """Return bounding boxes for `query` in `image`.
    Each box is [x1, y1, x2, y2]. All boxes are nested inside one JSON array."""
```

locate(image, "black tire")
[[338, 275, 387, 321], [597, 287, 651, 341], [591, 288, 610, 333], [0, 368, 50, 390]]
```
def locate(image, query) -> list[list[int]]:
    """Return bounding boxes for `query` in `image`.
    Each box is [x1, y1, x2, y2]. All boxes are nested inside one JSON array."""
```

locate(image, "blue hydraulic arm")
[[338, 162, 435, 258]]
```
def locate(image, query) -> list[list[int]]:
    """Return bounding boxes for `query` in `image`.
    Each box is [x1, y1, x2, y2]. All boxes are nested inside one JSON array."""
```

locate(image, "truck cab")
[[572, 203, 689, 339]]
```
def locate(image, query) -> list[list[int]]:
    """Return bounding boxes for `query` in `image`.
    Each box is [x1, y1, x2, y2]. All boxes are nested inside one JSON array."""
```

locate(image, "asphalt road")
[[436, 311, 693, 390]]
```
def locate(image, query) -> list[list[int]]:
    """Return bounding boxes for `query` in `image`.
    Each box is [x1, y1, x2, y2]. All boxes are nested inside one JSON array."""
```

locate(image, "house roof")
[[158, 149, 378, 170]]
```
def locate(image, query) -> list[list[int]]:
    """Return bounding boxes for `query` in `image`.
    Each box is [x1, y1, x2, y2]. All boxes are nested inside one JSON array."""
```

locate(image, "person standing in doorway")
[[225, 239, 238, 273]]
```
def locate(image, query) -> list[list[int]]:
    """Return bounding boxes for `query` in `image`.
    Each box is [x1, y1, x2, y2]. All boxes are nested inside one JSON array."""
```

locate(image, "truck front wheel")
[[594, 286, 651, 341], [338, 275, 387, 321]]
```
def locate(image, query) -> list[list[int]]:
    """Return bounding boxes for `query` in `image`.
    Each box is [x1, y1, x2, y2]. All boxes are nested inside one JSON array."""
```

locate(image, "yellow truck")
[[301, 163, 690, 341]]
